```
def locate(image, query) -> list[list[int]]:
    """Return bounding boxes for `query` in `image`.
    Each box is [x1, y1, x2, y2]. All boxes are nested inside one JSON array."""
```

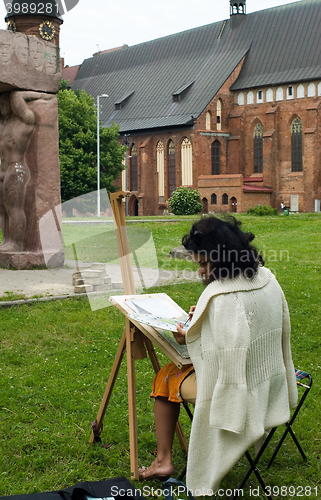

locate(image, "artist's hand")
[[174, 323, 187, 345], [189, 306, 196, 320]]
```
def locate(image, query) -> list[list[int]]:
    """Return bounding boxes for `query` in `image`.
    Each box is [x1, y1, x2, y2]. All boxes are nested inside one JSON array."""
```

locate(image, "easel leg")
[[126, 319, 139, 480], [89, 330, 126, 444], [144, 337, 189, 455]]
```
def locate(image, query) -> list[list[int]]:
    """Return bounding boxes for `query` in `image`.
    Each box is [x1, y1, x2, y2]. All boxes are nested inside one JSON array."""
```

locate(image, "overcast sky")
[[1, 0, 301, 66]]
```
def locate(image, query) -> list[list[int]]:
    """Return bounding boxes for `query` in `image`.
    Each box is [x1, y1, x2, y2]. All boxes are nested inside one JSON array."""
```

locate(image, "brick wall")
[[119, 76, 320, 215]]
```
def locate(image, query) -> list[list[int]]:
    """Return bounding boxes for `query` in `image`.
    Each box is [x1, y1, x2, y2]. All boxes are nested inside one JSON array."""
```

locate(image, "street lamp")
[[97, 94, 109, 217], [124, 134, 130, 216]]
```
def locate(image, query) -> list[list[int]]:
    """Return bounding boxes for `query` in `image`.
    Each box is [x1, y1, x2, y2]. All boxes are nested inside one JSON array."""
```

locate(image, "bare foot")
[[139, 460, 174, 482]]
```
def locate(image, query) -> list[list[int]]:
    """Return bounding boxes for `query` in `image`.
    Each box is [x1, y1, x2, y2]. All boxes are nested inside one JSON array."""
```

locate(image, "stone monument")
[[0, 30, 64, 269]]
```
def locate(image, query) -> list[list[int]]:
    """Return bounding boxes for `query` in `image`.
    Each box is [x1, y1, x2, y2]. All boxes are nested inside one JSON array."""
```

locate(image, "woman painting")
[[139, 216, 297, 495]]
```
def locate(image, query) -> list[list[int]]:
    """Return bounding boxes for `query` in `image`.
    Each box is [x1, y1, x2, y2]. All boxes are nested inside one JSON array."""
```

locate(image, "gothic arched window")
[[247, 91, 254, 104], [168, 140, 176, 197], [307, 83, 316, 97], [266, 88, 273, 102], [297, 84, 304, 98], [211, 140, 220, 175], [253, 123, 263, 173], [216, 99, 222, 131], [222, 193, 229, 205], [206, 111, 211, 130], [181, 138, 193, 186], [276, 87, 283, 101], [211, 193, 217, 204], [237, 93, 244, 105], [291, 118, 303, 172], [130, 144, 138, 191], [156, 141, 165, 201]]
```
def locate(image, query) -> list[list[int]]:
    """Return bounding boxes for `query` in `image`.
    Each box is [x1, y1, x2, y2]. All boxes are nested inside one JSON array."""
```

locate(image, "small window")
[[168, 140, 176, 197], [211, 140, 220, 175], [237, 92, 244, 105], [211, 193, 217, 204], [247, 91, 254, 104], [206, 111, 211, 130], [130, 145, 138, 191], [297, 84, 304, 98], [287, 86, 294, 100], [216, 99, 222, 131], [308, 83, 316, 97], [222, 193, 229, 205], [291, 118, 303, 172], [266, 88, 273, 102], [253, 123, 264, 174], [276, 87, 283, 101], [257, 90, 263, 103], [318, 82, 321, 96]]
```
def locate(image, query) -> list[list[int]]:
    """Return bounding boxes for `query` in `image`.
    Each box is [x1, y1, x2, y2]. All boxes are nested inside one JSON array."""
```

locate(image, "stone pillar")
[[0, 30, 64, 269]]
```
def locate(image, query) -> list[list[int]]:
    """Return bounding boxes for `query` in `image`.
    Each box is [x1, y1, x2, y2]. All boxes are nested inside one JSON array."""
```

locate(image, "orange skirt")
[[150, 361, 194, 403]]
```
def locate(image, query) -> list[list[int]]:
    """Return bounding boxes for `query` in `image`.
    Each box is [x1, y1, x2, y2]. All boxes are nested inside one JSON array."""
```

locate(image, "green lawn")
[[0, 214, 320, 498]]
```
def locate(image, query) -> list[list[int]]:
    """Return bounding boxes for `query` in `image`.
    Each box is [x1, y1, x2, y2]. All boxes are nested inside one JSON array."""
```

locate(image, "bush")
[[247, 204, 278, 216], [168, 187, 203, 215]]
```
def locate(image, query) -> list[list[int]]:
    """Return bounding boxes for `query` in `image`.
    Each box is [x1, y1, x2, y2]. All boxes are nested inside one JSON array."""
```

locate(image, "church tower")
[[229, 1, 246, 29], [230, 1, 246, 16], [5, 0, 63, 46]]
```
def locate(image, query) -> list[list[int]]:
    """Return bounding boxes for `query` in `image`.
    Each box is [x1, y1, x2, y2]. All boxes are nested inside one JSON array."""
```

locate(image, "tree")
[[57, 80, 126, 203], [168, 187, 203, 215]]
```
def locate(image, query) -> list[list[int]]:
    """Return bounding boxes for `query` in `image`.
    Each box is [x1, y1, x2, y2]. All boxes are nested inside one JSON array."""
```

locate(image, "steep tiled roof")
[[72, 0, 321, 133], [230, 0, 321, 90], [62, 65, 81, 86]]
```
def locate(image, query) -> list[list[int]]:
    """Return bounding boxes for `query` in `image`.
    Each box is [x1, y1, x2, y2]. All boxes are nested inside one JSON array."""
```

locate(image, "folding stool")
[[180, 368, 312, 500], [267, 369, 312, 468]]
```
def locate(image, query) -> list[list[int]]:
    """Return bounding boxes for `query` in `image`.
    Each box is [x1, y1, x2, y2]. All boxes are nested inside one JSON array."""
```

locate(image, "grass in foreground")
[[0, 214, 320, 497]]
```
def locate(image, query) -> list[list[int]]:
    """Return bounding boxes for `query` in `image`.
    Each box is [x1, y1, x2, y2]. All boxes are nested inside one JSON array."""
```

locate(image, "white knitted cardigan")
[[185, 266, 298, 496]]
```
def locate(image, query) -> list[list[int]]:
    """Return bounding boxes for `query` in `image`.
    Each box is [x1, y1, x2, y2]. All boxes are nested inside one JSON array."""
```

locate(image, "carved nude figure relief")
[[0, 91, 55, 252]]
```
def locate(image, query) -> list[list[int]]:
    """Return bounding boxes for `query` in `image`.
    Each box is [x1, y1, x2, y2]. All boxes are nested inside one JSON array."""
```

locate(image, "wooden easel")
[[89, 191, 189, 480]]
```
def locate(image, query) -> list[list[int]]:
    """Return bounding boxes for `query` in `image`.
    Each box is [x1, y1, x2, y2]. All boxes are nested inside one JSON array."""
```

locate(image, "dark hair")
[[182, 215, 264, 281]]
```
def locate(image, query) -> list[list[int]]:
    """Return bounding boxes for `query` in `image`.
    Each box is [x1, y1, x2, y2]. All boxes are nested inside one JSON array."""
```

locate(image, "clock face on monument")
[[39, 20, 55, 41]]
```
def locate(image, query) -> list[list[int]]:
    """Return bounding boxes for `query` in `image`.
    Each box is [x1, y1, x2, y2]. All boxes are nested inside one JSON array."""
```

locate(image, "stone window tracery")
[[181, 138, 193, 186], [216, 99, 222, 131], [156, 141, 165, 201], [211, 193, 217, 204], [291, 118, 303, 172], [130, 144, 138, 191], [168, 140, 176, 197], [206, 111, 211, 130], [211, 140, 220, 175], [253, 123, 263, 174]]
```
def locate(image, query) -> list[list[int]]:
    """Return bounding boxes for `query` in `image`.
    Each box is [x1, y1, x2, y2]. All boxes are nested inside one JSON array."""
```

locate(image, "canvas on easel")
[[89, 191, 190, 480]]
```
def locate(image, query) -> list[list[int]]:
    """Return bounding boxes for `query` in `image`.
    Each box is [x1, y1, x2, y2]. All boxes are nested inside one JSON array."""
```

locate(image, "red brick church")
[[71, 0, 321, 215]]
